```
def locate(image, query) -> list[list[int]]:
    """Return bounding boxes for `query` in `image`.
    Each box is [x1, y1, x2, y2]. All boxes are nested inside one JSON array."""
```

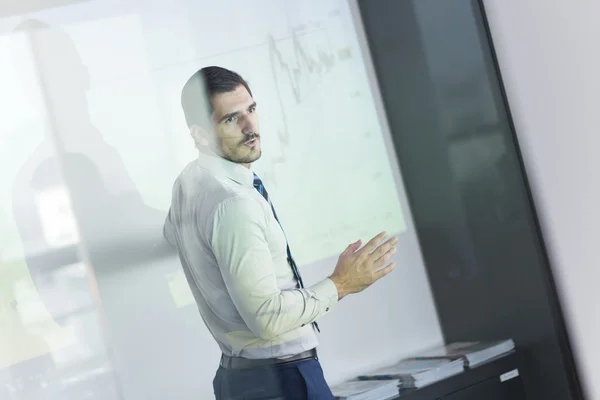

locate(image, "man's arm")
[[211, 196, 338, 340]]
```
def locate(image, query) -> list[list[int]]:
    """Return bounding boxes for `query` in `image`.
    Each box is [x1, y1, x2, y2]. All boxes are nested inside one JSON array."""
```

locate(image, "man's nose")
[[240, 114, 256, 134]]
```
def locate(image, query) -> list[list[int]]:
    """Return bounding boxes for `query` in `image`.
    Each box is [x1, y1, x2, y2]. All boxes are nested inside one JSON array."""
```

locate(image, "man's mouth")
[[244, 138, 259, 148]]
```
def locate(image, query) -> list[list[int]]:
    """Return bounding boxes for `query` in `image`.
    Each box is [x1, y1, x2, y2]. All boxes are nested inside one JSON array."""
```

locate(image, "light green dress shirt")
[[164, 154, 338, 359]]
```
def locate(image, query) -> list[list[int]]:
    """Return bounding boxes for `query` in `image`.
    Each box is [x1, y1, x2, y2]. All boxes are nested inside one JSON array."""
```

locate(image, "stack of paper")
[[357, 358, 464, 389], [414, 339, 515, 367], [330, 379, 400, 400]]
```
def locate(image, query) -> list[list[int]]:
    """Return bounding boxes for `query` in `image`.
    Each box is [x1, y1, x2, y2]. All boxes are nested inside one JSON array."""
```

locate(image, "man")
[[164, 66, 398, 399]]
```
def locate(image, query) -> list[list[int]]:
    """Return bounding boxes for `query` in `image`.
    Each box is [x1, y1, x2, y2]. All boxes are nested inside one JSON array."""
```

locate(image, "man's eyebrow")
[[218, 102, 257, 123]]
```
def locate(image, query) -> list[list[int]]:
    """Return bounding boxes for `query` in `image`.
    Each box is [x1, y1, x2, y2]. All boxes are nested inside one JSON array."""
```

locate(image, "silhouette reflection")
[[9, 19, 174, 400]]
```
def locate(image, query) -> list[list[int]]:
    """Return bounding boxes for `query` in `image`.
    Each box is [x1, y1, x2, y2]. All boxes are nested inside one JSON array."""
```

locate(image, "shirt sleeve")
[[211, 196, 338, 340]]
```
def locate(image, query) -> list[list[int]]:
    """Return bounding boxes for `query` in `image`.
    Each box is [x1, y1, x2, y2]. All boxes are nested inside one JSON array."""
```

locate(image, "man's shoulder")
[[172, 160, 255, 212]]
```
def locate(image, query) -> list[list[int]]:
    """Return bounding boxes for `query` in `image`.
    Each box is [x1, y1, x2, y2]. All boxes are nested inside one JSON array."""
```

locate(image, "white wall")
[[482, 1, 600, 399]]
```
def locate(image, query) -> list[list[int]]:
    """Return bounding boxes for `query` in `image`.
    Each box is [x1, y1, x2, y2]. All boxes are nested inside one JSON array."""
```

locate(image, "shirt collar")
[[196, 151, 254, 188]]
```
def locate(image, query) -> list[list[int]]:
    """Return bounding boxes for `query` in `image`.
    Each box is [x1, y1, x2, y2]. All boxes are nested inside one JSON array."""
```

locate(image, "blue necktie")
[[253, 173, 320, 332]]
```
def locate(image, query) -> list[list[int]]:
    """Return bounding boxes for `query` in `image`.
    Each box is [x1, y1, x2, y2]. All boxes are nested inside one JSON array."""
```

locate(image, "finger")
[[375, 262, 397, 280], [343, 240, 362, 255], [369, 236, 398, 262], [373, 246, 397, 267], [357, 231, 387, 256]]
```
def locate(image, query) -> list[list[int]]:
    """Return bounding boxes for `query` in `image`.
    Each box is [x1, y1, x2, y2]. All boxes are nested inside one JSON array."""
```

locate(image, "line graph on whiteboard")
[[264, 26, 355, 187]]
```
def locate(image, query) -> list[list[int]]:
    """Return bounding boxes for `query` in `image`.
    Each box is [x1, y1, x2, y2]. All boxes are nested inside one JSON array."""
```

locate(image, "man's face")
[[210, 84, 261, 167]]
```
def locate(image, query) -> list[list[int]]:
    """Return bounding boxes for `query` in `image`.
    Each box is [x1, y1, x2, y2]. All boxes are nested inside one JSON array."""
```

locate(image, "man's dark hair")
[[181, 66, 253, 128]]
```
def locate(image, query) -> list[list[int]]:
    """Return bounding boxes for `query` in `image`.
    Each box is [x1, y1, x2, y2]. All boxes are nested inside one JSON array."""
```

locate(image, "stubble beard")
[[221, 133, 262, 165]]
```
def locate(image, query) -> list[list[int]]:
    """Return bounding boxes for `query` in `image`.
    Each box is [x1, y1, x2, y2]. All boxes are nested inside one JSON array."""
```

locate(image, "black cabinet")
[[446, 376, 523, 400], [394, 352, 525, 400]]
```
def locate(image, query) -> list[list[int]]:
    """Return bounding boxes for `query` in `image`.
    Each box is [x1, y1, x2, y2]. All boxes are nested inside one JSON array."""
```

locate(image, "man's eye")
[[225, 116, 236, 123], [249, 107, 256, 113]]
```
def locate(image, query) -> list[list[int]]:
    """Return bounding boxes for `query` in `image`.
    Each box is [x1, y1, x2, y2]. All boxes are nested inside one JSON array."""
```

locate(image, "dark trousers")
[[213, 358, 335, 399]]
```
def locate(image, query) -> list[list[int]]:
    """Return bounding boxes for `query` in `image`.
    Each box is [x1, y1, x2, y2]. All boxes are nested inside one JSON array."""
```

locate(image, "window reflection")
[[34, 186, 79, 249]]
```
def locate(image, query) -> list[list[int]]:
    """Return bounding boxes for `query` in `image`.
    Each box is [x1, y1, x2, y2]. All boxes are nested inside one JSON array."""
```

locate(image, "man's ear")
[[190, 124, 210, 147]]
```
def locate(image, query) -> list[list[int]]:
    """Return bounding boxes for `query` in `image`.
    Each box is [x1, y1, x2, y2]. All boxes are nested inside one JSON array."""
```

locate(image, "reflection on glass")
[[34, 186, 79, 249]]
